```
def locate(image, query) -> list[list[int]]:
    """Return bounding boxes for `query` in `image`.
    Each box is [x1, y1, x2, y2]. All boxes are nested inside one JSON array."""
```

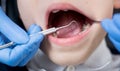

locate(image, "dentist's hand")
[[102, 13, 120, 52], [0, 7, 44, 66]]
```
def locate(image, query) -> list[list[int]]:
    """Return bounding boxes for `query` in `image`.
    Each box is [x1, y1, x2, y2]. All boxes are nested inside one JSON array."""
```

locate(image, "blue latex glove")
[[0, 7, 44, 66], [101, 13, 120, 52]]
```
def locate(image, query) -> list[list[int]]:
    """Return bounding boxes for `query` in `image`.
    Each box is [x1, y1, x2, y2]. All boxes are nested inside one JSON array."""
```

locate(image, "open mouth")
[[47, 4, 94, 45], [48, 10, 92, 38]]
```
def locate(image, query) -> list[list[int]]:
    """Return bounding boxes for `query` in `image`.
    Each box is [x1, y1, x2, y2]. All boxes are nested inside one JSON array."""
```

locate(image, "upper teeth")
[[52, 9, 69, 13], [52, 10, 60, 13]]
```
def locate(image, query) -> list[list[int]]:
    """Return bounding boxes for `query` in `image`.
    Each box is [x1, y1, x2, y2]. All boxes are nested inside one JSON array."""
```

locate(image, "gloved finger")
[[0, 47, 21, 66], [18, 49, 37, 66], [18, 35, 43, 66], [113, 13, 120, 28], [18, 44, 38, 66], [0, 7, 29, 44], [0, 32, 11, 47], [18, 25, 43, 66], [12, 33, 43, 66], [0, 24, 42, 66], [0, 32, 44, 66], [27, 24, 42, 35], [101, 19, 120, 42], [27, 24, 36, 35], [0, 33, 6, 45], [109, 36, 120, 52]]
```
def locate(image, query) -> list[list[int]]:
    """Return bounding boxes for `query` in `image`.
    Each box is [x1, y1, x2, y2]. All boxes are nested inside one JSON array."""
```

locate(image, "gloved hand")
[[101, 13, 120, 52], [0, 7, 44, 66]]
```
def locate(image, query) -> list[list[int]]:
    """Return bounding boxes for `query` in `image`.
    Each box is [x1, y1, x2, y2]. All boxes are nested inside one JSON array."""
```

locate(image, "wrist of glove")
[[102, 13, 120, 52]]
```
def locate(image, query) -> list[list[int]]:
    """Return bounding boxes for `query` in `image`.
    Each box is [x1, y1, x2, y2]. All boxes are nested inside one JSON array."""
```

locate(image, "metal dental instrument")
[[0, 20, 76, 49], [94, 21, 101, 23]]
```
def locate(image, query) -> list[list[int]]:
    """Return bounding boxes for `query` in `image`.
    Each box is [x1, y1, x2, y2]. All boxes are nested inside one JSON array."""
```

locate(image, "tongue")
[[56, 21, 81, 38]]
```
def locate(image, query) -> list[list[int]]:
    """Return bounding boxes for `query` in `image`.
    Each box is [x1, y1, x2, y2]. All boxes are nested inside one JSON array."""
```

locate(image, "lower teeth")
[[82, 23, 90, 31], [52, 32, 57, 37]]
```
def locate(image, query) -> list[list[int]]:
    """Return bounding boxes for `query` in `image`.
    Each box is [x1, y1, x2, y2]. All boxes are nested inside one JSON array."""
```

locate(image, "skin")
[[17, 0, 119, 66], [114, 0, 120, 9]]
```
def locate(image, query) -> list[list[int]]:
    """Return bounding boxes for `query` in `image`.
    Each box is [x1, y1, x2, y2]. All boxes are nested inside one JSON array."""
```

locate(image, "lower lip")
[[48, 27, 91, 46]]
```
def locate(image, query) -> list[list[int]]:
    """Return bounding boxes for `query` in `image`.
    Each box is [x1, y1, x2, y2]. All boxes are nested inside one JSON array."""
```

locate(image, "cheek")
[[78, 0, 114, 21], [20, 13, 34, 29], [114, 0, 120, 9], [17, 0, 38, 29], [89, 0, 113, 21]]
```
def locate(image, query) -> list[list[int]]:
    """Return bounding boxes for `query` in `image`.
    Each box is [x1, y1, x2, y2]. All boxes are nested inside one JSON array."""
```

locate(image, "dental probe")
[[0, 20, 76, 49], [93, 21, 101, 23]]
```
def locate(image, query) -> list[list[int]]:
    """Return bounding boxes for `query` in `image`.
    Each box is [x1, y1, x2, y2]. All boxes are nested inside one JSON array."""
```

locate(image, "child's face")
[[17, 0, 113, 66]]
